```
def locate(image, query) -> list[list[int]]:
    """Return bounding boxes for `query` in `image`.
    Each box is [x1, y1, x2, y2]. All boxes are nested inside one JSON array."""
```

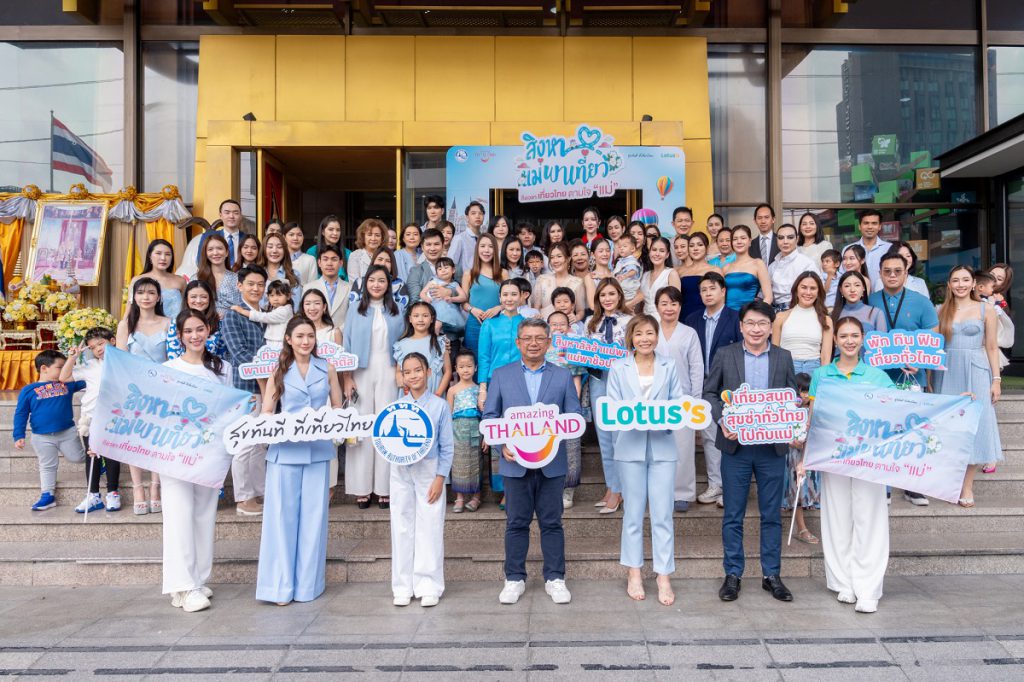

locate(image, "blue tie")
[[227, 234, 235, 268]]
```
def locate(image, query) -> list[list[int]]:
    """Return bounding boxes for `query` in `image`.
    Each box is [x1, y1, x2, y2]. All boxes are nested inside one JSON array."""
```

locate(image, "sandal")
[[795, 529, 820, 545], [453, 499, 465, 513], [982, 465, 997, 474], [378, 496, 390, 510], [149, 500, 162, 514], [356, 497, 371, 509], [132, 485, 149, 516], [498, 496, 506, 511], [657, 578, 675, 607], [465, 497, 481, 512], [957, 497, 975, 508], [626, 576, 646, 601]]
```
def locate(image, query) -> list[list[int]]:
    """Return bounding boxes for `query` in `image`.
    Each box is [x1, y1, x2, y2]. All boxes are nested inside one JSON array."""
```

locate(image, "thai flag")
[[51, 116, 113, 190]]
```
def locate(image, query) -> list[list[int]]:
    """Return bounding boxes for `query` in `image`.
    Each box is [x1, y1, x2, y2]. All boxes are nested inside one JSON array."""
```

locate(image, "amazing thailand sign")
[[478, 404, 586, 470]]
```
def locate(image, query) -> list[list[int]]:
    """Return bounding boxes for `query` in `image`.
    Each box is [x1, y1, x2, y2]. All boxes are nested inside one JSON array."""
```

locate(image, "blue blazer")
[[605, 355, 684, 463], [482, 361, 583, 479], [684, 306, 741, 373], [342, 303, 405, 369], [267, 357, 335, 465]]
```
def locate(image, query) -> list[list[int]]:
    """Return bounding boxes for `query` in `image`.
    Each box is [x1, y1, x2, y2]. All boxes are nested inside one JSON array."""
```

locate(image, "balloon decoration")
[[630, 208, 659, 226], [656, 175, 674, 200]]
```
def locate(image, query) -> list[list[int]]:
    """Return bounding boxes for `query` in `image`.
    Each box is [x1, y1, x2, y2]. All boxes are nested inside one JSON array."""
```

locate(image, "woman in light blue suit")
[[605, 314, 684, 607], [256, 316, 343, 605]]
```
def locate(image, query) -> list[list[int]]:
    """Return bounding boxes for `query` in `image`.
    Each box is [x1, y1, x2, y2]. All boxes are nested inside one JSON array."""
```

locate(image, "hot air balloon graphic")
[[656, 175, 674, 200], [630, 208, 659, 227]]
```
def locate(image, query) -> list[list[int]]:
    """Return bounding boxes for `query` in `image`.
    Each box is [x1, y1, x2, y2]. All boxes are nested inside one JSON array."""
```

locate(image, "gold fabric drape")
[[0, 350, 40, 390], [0, 218, 23, 293]]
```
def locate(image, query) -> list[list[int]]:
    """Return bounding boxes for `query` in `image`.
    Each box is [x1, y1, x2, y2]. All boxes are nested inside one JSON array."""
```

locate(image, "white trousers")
[[390, 457, 446, 599], [346, 364, 394, 497], [673, 428, 696, 502], [820, 472, 889, 602], [161, 475, 219, 594], [701, 423, 723, 489], [232, 406, 267, 503]]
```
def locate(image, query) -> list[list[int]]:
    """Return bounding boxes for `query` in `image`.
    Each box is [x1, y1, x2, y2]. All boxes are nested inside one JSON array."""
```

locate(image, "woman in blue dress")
[[674, 233, 719, 319], [933, 266, 1003, 507], [460, 233, 507, 353], [723, 225, 773, 311], [829, 272, 887, 335], [134, 239, 186, 321], [256, 316, 344, 605]]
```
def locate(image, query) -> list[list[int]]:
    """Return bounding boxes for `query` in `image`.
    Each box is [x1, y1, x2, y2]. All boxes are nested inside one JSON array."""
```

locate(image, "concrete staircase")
[[2, 393, 1023, 586]]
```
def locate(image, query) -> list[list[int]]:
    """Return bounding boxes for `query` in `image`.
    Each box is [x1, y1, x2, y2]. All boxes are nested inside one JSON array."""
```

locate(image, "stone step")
[[1, 494, 1020, 544], [2, 529, 1022, 586]]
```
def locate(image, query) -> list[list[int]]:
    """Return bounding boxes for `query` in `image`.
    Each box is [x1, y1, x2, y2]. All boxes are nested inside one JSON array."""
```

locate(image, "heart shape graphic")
[[577, 125, 601, 148], [180, 396, 207, 421], [537, 157, 544, 164]]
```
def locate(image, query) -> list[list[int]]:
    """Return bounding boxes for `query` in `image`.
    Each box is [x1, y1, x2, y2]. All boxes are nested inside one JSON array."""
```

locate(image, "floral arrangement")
[[56, 307, 117, 354], [3, 299, 40, 325], [17, 281, 51, 307], [42, 291, 77, 317]]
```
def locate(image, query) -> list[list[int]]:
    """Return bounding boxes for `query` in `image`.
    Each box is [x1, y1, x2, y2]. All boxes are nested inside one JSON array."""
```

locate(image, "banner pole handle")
[[82, 432, 93, 524], [786, 474, 805, 546]]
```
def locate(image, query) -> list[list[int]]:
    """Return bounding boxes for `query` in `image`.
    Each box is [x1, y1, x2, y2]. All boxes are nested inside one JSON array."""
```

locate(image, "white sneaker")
[[105, 491, 121, 512], [420, 595, 440, 607], [393, 595, 412, 607], [837, 591, 856, 604], [903, 491, 929, 506], [74, 493, 104, 514], [698, 485, 723, 504], [171, 591, 187, 608], [199, 586, 213, 599], [544, 579, 572, 604], [498, 580, 526, 605], [182, 589, 211, 613], [855, 599, 878, 613], [562, 489, 575, 509]]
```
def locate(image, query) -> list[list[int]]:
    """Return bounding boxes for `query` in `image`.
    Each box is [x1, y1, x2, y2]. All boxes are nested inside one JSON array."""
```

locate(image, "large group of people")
[[11, 197, 1012, 615]]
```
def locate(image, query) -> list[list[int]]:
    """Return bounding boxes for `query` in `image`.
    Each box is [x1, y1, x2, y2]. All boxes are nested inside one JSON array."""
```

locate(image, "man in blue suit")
[[483, 318, 583, 606], [684, 271, 741, 506]]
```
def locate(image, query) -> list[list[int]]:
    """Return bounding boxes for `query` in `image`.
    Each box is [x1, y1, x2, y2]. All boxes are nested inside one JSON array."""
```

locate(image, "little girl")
[[390, 352, 454, 608], [393, 301, 452, 398], [545, 311, 585, 509], [232, 280, 295, 349], [421, 256, 466, 337], [446, 349, 483, 513]]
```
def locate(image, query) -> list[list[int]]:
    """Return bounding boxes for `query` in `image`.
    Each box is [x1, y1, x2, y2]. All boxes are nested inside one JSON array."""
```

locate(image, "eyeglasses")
[[741, 320, 771, 330], [518, 336, 550, 344], [881, 268, 906, 276]]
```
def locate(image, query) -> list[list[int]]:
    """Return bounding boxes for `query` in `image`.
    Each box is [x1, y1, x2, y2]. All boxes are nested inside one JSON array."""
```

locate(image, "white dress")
[[640, 268, 674, 315], [345, 304, 393, 497]]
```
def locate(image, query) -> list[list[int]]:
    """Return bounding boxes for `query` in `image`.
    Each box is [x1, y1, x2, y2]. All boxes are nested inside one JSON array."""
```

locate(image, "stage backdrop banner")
[[804, 380, 982, 503], [90, 348, 253, 488]]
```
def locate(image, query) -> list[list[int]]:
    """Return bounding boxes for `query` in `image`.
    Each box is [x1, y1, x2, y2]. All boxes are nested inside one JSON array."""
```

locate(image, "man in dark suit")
[[704, 300, 797, 603], [684, 271, 742, 506], [197, 199, 252, 268], [748, 203, 780, 264], [483, 318, 583, 606]]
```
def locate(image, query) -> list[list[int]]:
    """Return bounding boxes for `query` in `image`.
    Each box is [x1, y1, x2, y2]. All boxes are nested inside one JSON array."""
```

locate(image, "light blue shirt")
[[703, 306, 723, 369], [842, 237, 890, 290], [742, 342, 771, 390], [411, 390, 455, 478], [522, 361, 548, 404]]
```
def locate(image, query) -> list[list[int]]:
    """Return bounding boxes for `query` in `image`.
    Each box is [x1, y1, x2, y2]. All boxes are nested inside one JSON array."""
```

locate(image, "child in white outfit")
[[612, 236, 642, 302], [232, 280, 294, 349]]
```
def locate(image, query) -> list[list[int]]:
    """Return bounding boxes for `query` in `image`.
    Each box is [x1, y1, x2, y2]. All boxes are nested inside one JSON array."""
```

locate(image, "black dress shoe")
[[718, 574, 741, 601], [762, 575, 793, 602]]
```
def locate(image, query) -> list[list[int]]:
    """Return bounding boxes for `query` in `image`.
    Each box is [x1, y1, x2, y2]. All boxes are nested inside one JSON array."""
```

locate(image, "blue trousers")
[[619, 456, 676, 575], [721, 444, 786, 577], [792, 358, 821, 376], [504, 469, 565, 582], [589, 375, 621, 494], [256, 459, 331, 603]]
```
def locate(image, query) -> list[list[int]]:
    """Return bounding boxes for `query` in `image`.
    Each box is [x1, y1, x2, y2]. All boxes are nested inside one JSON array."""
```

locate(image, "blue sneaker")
[[75, 493, 104, 513], [31, 492, 56, 511]]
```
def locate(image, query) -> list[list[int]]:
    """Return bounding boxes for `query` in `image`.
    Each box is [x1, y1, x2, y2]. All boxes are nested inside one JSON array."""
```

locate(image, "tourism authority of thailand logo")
[[372, 401, 436, 466]]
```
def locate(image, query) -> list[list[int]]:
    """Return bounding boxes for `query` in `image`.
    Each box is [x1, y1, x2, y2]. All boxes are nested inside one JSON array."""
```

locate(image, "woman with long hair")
[[502, 236, 526, 279], [585, 278, 633, 515], [830, 271, 886, 334], [723, 225, 773, 310], [343, 265, 406, 509], [541, 219, 565, 251], [196, 233, 240, 318], [488, 215, 511, 243], [531, 242, 586, 320], [300, 289, 341, 344], [460, 233, 506, 353], [284, 222, 317, 285], [609, 314, 686, 606], [705, 213, 725, 261], [258, 232, 302, 307], [585, 238, 614, 312], [640, 237, 681, 316], [990, 263, 1013, 307], [256, 316, 343, 606], [161, 308, 233, 613], [796, 212, 833, 263], [933, 266, 1003, 507], [306, 214, 350, 280], [797, 316, 895, 614], [234, 234, 261, 272], [135, 239, 186, 320], [674, 233, 719, 320], [887, 241, 929, 299], [605, 214, 626, 245], [116, 277, 170, 516], [166, 280, 225, 359], [841, 244, 871, 294], [350, 246, 410, 308]]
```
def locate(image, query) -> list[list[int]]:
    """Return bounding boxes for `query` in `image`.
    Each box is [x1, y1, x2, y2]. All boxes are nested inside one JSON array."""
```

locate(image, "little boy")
[[524, 250, 546, 286], [612, 236, 642, 302], [551, 287, 585, 333], [821, 249, 841, 308], [422, 256, 467, 335], [13, 350, 88, 511], [58, 327, 121, 513], [512, 277, 540, 319]]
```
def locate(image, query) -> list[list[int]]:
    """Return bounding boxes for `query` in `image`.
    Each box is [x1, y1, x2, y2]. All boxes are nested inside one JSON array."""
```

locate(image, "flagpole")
[[49, 110, 54, 193]]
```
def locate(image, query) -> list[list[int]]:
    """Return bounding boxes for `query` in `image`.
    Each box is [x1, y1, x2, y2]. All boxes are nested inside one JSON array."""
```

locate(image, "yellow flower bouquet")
[[56, 307, 117, 354], [17, 281, 51, 307], [42, 291, 77, 317], [3, 299, 40, 326]]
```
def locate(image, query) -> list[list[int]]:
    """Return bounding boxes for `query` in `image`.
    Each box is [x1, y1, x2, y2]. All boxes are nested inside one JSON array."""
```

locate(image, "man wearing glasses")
[[483, 319, 583, 606], [704, 300, 798, 603], [868, 251, 938, 507]]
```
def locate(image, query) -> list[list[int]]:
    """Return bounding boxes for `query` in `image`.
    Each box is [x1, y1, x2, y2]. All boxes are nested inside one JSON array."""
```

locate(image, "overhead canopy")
[[937, 113, 1024, 179]]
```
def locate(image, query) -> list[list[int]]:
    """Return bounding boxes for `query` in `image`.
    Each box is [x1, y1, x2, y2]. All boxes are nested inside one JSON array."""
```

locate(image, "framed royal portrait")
[[27, 200, 109, 286]]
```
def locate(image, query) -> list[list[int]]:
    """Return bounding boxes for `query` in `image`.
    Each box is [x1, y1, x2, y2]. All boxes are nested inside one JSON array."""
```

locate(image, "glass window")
[[402, 151, 446, 226], [141, 0, 217, 25], [782, 205, 981, 298], [1006, 172, 1024, 357], [782, 46, 978, 204], [783, 0, 975, 29], [709, 45, 767, 203], [0, 42, 124, 193], [989, 47, 1024, 128], [238, 150, 257, 233], [988, 0, 1024, 31], [142, 42, 198, 204]]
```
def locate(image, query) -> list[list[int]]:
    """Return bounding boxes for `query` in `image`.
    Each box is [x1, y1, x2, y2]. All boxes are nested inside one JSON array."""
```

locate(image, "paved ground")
[[1, 575, 1022, 680]]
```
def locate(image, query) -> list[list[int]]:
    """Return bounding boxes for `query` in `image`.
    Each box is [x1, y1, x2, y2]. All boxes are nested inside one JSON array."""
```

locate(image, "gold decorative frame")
[[26, 200, 109, 287]]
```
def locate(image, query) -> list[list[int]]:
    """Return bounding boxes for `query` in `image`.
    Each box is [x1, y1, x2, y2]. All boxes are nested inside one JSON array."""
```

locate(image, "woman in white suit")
[[605, 314, 685, 606]]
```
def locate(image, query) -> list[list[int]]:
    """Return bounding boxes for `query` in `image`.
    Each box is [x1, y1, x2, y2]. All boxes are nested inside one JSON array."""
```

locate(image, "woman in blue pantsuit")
[[256, 316, 343, 605], [605, 314, 685, 607]]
